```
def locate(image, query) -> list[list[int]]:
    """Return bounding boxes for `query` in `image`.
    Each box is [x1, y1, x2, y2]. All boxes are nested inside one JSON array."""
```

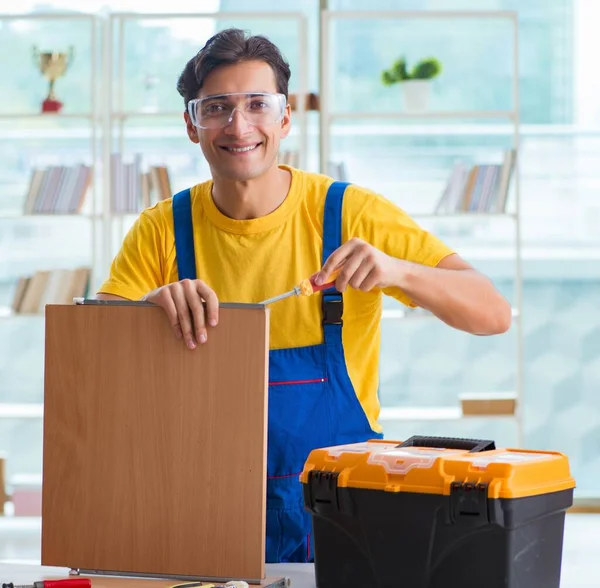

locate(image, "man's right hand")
[[142, 279, 219, 349]]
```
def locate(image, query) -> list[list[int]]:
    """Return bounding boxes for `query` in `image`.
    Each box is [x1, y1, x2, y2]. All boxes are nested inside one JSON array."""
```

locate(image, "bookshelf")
[[319, 9, 524, 445], [0, 11, 103, 290], [0, 11, 312, 500], [0, 12, 103, 499], [0, 8, 526, 507], [102, 10, 310, 276]]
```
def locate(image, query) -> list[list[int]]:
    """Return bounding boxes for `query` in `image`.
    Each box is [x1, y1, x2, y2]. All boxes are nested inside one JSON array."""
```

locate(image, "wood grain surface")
[[41, 303, 269, 581]]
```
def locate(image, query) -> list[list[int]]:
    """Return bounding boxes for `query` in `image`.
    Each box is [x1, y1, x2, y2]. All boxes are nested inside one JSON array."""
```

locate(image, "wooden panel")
[[41, 303, 269, 581]]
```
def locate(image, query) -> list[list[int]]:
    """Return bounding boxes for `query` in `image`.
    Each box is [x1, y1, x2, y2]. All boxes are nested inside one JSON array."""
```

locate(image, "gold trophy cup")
[[32, 46, 74, 113]]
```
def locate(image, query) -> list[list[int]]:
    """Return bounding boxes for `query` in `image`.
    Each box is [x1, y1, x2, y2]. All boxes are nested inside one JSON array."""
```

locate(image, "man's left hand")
[[314, 238, 399, 292]]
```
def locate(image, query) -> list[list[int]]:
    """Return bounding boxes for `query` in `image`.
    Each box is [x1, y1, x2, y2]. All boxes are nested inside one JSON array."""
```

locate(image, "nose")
[[223, 108, 253, 136]]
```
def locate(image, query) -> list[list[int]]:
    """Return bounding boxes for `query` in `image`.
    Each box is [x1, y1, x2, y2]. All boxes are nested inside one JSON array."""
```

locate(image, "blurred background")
[[0, 0, 599, 549]]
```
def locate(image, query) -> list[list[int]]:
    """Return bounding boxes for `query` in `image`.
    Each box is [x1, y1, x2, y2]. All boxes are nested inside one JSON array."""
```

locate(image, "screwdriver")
[[259, 270, 341, 306], [3, 580, 91, 588]]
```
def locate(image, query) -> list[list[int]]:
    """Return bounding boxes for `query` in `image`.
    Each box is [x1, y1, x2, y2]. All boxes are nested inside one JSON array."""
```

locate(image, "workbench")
[[0, 562, 316, 588]]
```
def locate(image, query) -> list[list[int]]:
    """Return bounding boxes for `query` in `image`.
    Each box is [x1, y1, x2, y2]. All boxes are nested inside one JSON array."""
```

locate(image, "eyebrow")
[[200, 92, 274, 100]]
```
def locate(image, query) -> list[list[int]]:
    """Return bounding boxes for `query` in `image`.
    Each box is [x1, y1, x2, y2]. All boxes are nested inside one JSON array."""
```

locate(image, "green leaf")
[[411, 58, 442, 80], [391, 57, 409, 81], [381, 70, 397, 86]]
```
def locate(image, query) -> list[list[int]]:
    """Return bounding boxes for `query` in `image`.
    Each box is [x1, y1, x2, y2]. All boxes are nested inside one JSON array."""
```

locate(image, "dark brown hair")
[[176, 28, 291, 107]]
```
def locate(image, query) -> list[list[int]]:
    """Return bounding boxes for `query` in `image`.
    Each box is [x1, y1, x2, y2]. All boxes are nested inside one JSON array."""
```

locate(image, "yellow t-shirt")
[[98, 165, 454, 432]]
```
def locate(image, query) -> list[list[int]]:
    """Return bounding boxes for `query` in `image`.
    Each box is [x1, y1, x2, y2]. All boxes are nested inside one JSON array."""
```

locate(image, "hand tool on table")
[[259, 270, 341, 306], [169, 583, 250, 588], [169, 581, 288, 588], [3, 580, 91, 588]]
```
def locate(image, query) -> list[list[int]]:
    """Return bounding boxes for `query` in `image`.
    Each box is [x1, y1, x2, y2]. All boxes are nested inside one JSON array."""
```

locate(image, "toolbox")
[[301, 435, 575, 588]]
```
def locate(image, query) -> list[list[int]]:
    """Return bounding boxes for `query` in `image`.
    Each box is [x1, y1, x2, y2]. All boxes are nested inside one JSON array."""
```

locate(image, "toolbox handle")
[[397, 435, 496, 453]]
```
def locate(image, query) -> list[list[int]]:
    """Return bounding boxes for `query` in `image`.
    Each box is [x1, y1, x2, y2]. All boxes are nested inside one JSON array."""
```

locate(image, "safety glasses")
[[187, 92, 287, 129]]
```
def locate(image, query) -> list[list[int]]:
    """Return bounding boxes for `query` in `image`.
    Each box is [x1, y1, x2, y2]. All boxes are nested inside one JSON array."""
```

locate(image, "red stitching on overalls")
[[269, 378, 327, 386]]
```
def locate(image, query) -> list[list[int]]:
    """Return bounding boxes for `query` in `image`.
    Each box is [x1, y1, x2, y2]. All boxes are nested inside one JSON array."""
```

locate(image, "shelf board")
[[382, 308, 520, 321], [0, 212, 99, 220], [0, 122, 524, 140], [0, 405, 517, 422], [324, 9, 517, 20], [328, 110, 515, 122], [112, 111, 183, 119], [0, 403, 43, 419], [0, 12, 96, 21], [111, 110, 311, 121], [412, 212, 516, 219], [111, 10, 308, 20], [378, 406, 517, 422], [0, 307, 42, 319], [0, 113, 95, 120]]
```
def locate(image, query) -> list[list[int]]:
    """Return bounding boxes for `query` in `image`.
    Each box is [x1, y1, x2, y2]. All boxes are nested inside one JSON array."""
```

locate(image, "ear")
[[184, 111, 200, 144], [280, 103, 292, 139]]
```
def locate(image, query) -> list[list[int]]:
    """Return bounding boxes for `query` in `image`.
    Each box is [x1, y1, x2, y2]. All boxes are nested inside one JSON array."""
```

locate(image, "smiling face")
[[184, 60, 291, 182]]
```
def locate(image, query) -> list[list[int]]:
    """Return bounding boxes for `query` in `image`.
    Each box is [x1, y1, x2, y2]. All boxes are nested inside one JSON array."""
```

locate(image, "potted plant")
[[381, 56, 442, 111]]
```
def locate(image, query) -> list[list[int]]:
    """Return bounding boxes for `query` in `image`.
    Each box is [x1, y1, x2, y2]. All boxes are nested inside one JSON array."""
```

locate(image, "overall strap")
[[322, 181, 351, 343], [172, 188, 197, 281]]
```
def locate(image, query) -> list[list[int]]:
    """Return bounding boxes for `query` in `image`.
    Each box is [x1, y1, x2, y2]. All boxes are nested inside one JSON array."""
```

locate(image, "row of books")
[[11, 267, 91, 315], [111, 153, 172, 213], [328, 161, 348, 181], [23, 164, 92, 214], [435, 149, 516, 214], [280, 150, 349, 182], [18, 151, 513, 218], [280, 150, 299, 167]]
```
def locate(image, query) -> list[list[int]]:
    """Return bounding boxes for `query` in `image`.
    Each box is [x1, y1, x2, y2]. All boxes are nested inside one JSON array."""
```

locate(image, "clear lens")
[[188, 92, 286, 129]]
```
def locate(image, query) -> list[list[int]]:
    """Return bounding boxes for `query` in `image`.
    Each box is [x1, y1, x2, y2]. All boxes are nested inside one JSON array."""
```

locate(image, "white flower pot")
[[401, 80, 431, 112]]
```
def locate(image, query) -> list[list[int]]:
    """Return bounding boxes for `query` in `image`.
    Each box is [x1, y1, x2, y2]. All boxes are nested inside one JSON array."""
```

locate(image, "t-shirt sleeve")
[[97, 208, 168, 301], [344, 186, 456, 307]]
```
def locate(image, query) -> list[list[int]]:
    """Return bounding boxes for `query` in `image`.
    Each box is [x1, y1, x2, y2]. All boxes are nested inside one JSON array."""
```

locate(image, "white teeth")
[[226, 144, 258, 152]]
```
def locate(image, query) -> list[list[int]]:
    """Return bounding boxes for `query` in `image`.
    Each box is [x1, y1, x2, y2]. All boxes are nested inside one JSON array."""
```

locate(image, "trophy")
[[32, 46, 74, 113]]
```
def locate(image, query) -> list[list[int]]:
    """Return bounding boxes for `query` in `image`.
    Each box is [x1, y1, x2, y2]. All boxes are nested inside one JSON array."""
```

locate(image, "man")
[[97, 28, 511, 563]]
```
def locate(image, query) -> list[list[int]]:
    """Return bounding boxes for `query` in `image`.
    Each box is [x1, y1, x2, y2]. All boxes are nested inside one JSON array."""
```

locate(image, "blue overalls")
[[172, 181, 383, 563]]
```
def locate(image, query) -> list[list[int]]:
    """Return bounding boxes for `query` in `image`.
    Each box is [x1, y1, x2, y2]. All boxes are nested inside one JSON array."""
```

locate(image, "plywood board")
[[41, 302, 269, 582]]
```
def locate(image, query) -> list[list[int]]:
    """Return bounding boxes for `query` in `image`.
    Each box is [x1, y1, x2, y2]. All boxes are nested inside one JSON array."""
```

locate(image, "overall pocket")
[[267, 378, 333, 478]]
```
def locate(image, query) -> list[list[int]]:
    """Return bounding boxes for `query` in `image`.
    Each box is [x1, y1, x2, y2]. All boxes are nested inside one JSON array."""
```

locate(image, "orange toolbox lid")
[[300, 436, 576, 499]]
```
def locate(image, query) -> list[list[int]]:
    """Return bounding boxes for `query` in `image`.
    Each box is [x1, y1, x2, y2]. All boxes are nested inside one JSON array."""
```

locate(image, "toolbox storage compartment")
[[301, 435, 575, 588]]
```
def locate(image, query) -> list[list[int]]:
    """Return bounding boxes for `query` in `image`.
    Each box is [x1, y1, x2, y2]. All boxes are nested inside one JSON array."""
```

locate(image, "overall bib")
[[172, 181, 383, 563]]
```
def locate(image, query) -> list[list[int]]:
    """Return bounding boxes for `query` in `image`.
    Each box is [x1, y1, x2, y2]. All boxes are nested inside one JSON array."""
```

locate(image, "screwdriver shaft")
[[259, 287, 299, 306]]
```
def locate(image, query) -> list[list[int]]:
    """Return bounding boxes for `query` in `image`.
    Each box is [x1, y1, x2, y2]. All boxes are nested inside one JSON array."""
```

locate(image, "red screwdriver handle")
[[42, 580, 92, 588], [309, 276, 337, 293]]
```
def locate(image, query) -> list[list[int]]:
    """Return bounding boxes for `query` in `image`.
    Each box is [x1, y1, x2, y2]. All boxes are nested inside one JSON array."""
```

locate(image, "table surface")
[[0, 562, 316, 588]]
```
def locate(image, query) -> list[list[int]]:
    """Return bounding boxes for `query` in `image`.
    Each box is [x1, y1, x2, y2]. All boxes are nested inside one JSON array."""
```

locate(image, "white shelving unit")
[[0, 12, 103, 290], [378, 406, 518, 423], [0, 16, 103, 282], [103, 10, 310, 278], [0, 12, 104, 496], [0, 9, 310, 424], [320, 9, 523, 445], [0, 8, 526, 485]]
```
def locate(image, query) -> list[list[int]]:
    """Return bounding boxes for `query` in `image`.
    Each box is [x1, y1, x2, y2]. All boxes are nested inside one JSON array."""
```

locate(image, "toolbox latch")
[[305, 470, 353, 516], [450, 481, 490, 525]]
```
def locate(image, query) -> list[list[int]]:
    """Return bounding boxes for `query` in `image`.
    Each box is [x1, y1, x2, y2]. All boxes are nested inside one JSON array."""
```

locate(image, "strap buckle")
[[322, 294, 343, 325]]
